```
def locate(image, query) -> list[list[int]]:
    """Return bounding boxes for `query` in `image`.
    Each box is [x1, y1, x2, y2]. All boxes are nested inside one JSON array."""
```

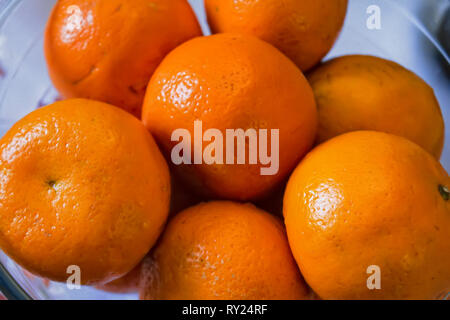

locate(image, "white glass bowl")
[[0, 0, 448, 299]]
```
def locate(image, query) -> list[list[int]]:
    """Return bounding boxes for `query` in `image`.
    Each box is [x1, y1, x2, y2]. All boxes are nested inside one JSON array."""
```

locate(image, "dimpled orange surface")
[[140, 201, 310, 300], [308, 55, 445, 158], [142, 33, 317, 201], [204, 0, 348, 71], [0, 99, 171, 285], [284, 131, 450, 299], [45, 0, 202, 117]]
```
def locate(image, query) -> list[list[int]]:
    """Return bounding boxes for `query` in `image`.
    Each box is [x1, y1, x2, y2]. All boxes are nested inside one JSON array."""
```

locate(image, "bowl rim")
[[0, 0, 31, 301], [0, 260, 31, 300]]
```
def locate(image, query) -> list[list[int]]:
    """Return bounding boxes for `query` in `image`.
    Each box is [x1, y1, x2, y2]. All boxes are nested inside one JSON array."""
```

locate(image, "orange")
[[140, 201, 310, 300], [0, 99, 171, 285], [45, 0, 202, 117], [283, 131, 450, 299], [308, 55, 445, 158], [142, 33, 317, 201], [204, 0, 348, 71]]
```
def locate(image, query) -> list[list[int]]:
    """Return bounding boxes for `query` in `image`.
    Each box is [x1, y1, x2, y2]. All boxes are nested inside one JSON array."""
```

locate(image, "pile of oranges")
[[0, 0, 448, 300]]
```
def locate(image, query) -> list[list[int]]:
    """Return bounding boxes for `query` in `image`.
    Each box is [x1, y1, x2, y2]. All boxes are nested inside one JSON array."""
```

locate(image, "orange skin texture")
[[142, 33, 318, 201], [0, 99, 171, 285], [45, 0, 202, 117], [283, 131, 450, 300], [96, 158, 192, 293], [204, 0, 348, 71], [140, 201, 310, 300], [308, 55, 445, 158]]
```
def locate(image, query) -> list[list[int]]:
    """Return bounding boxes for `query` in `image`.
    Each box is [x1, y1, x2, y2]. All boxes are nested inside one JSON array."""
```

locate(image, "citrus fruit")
[[142, 33, 317, 201], [204, 0, 348, 71], [0, 99, 171, 284], [140, 201, 310, 300], [284, 131, 450, 299], [45, 0, 202, 117], [308, 55, 444, 158]]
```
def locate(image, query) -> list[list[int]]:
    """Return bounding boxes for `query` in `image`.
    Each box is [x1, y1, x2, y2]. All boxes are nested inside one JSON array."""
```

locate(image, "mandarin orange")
[[284, 131, 450, 299], [205, 0, 348, 71], [140, 201, 310, 300], [0, 99, 170, 284], [45, 0, 202, 117], [142, 33, 317, 201], [308, 55, 444, 158]]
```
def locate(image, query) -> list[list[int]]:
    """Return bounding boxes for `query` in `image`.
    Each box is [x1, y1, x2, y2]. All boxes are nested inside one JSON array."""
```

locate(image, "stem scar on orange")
[[284, 131, 450, 300], [0, 99, 171, 285]]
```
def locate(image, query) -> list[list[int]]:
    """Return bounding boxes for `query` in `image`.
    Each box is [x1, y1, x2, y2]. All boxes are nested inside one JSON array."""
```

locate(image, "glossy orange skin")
[[308, 55, 445, 158], [45, 0, 202, 117], [0, 99, 171, 285], [142, 33, 317, 201], [204, 0, 348, 71], [140, 201, 310, 300], [284, 131, 450, 300]]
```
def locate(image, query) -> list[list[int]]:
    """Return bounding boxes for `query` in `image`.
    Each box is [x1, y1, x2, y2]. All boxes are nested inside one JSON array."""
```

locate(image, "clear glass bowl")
[[0, 0, 449, 300]]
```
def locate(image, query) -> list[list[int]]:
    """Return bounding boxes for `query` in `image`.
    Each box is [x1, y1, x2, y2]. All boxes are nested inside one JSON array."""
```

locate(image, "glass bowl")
[[0, 0, 449, 300]]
